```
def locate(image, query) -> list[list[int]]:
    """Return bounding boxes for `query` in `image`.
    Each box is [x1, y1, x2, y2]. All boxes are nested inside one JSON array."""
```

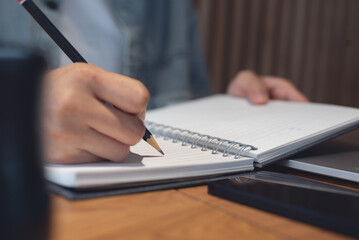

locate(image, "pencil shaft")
[[22, 0, 86, 63]]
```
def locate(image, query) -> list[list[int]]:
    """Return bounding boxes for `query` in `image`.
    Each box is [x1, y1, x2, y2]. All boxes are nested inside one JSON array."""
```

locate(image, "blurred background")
[[1, 0, 358, 108], [194, 0, 359, 108]]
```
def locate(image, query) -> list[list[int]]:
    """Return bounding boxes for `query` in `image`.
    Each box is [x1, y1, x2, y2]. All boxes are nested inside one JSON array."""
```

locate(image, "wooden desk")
[[50, 185, 354, 240]]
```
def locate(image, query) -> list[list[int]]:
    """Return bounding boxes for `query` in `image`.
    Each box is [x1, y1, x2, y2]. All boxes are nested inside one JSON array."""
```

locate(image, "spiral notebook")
[[45, 95, 359, 190]]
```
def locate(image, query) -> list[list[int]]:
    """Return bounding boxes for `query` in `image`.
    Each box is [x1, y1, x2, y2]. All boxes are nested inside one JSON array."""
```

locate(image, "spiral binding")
[[145, 121, 257, 159]]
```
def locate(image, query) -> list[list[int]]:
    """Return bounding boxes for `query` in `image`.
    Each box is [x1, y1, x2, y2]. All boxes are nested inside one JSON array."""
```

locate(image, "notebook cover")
[[47, 172, 255, 200]]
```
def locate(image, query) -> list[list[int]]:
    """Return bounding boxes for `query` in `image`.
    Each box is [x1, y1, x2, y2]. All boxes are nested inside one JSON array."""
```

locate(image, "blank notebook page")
[[146, 95, 359, 161]]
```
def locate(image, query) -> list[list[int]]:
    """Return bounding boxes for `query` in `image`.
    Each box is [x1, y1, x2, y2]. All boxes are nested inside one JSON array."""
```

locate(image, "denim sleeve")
[[0, 0, 62, 68], [187, 2, 211, 98]]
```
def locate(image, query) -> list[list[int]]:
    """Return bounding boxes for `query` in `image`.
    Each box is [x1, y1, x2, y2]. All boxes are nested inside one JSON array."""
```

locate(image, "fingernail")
[[138, 111, 146, 122], [251, 93, 268, 104]]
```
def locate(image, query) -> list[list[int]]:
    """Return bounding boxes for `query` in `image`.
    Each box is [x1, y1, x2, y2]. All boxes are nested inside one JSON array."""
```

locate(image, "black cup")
[[0, 48, 49, 240]]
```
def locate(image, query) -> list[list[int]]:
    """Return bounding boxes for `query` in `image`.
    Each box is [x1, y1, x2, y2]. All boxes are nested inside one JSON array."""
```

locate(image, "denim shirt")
[[0, 0, 210, 108]]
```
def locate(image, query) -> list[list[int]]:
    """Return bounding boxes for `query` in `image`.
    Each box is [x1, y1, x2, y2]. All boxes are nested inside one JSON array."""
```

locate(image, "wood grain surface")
[[50, 185, 354, 240]]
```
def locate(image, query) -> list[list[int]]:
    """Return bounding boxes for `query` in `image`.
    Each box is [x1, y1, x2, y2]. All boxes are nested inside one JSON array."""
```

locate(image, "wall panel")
[[194, 0, 359, 107]]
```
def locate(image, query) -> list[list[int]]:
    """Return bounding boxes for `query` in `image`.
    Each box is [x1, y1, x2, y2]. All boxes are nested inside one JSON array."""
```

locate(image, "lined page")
[[45, 137, 253, 188], [146, 95, 359, 158]]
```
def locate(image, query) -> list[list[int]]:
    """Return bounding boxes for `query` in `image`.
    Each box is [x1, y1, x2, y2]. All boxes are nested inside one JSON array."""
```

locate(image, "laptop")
[[278, 131, 359, 183]]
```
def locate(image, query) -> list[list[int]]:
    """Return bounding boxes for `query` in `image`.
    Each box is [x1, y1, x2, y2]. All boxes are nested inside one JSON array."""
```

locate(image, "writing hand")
[[227, 70, 309, 104], [41, 63, 149, 164]]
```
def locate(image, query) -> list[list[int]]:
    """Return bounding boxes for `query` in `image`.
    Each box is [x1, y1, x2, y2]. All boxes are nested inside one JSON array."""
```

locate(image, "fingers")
[[41, 123, 100, 164], [227, 70, 269, 104], [44, 125, 130, 164], [79, 127, 130, 162], [74, 63, 150, 115], [86, 99, 145, 146], [262, 76, 309, 102], [41, 63, 150, 164], [227, 70, 309, 104]]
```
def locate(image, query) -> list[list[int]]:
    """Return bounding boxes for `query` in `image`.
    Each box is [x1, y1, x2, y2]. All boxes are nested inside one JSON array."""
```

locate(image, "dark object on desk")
[[0, 48, 49, 240], [208, 171, 359, 238]]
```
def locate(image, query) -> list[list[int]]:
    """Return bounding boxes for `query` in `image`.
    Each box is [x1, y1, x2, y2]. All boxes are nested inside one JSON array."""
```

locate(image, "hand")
[[41, 63, 149, 164], [227, 70, 309, 104]]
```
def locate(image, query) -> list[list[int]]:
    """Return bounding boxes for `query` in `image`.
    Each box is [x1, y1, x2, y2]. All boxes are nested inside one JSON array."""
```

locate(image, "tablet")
[[279, 134, 359, 183]]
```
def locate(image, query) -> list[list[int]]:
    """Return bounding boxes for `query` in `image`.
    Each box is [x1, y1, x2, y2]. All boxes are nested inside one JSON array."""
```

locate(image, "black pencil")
[[18, 0, 164, 155]]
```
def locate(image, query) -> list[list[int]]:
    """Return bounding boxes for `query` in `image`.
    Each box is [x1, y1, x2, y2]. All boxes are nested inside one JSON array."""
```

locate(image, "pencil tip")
[[143, 129, 164, 155]]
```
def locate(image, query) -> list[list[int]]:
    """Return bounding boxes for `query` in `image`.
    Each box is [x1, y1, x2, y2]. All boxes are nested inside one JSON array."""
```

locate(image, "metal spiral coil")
[[145, 121, 257, 158]]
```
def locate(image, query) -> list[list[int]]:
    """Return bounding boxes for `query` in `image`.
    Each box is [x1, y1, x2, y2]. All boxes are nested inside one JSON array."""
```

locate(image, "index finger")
[[82, 64, 150, 114]]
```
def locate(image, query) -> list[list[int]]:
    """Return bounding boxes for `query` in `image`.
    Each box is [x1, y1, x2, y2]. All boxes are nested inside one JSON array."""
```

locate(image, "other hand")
[[41, 63, 149, 164], [227, 70, 309, 104]]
